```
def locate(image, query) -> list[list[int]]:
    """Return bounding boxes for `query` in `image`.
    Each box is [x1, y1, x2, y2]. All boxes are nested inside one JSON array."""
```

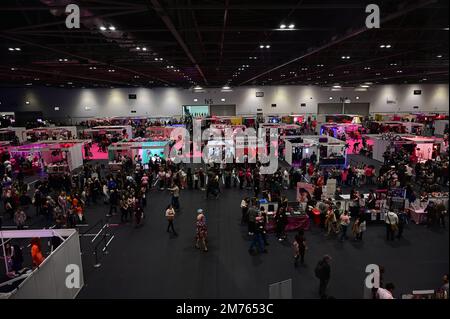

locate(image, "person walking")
[[385, 210, 399, 241], [293, 230, 307, 267], [357, 215, 367, 241], [14, 208, 27, 230], [315, 255, 332, 298], [396, 210, 407, 239], [339, 211, 351, 242], [107, 189, 119, 217], [240, 197, 249, 225], [247, 200, 258, 236], [195, 209, 208, 252], [248, 216, 267, 255], [165, 204, 178, 236], [168, 183, 180, 211], [275, 207, 288, 242]]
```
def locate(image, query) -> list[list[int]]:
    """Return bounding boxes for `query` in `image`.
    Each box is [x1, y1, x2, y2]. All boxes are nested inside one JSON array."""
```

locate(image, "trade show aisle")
[[76, 186, 449, 299]]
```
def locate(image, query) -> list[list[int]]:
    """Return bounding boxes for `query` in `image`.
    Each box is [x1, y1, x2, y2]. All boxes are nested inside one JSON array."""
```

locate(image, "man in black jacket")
[[316, 255, 332, 298]]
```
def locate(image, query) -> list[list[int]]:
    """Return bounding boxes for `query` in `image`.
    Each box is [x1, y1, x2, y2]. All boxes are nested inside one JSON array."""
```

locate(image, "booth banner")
[[297, 182, 315, 202]]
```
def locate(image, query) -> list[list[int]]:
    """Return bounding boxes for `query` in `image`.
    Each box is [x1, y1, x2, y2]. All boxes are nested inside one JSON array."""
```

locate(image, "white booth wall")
[[434, 120, 449, 136], [9, 231, 84, 299]]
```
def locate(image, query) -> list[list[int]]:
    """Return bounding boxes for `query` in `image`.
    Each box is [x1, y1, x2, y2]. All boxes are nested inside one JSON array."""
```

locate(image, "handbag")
[[388, 214, 398, 232]]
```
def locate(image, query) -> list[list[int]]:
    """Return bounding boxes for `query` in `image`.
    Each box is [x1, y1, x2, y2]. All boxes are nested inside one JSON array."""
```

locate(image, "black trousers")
[[248, 221, 255, 234], [397, 224, 404, 238], [120, 208, 128, 222], [276, 223, 285, 238], [386, 224, 395, 241], [167, 220, 177, 234], [319, 278, 329, 297], [241, 207, 248, 224], [109, 205, 117, 215]]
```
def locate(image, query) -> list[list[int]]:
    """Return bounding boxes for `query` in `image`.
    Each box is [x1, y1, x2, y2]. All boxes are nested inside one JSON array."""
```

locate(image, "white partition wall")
[[67, 143, 84, 171], [372, 137, 391, 162], [285, 140, 293, 165], [1, 229, 84, 299], [435, 120, 449, 136]]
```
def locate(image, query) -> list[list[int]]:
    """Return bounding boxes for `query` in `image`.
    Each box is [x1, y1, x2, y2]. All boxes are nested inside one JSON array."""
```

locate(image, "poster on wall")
[[297, 182, 315, 203]]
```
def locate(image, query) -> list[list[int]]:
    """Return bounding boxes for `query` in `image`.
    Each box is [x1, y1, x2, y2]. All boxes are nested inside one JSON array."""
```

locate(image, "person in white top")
[[385, 211, 399, 241]]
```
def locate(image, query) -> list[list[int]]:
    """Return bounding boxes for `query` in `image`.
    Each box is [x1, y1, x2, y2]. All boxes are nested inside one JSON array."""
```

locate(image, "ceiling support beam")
[[218, 0, 230, 67], [150, 0, 208, 85], [239, 0, 439, 85], [5, 8, 146, 33], [0, 33, 172, 85]]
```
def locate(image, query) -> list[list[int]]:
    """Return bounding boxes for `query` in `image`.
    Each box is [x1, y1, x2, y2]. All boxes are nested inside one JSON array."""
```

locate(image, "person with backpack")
[[315, 255, 332, 298]]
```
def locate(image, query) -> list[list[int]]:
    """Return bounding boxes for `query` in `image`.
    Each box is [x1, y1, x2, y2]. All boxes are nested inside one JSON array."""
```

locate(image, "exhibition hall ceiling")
[[0, 0, 448, 88]]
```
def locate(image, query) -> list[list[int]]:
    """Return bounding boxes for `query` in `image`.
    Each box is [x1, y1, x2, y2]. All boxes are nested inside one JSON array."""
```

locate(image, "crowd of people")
[[0, 113, 449, 299]]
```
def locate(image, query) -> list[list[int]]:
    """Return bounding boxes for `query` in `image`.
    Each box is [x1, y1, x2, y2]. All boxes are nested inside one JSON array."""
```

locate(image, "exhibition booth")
[[82, 125, 133, 140], [321, 114, 363, 124], [23, 126, 77, 142], [108, 141, 170, 171], [9, 141, 85, 174], [0, 127, 26, 144], [145, 125, 185, 141], [434, 120, 449, 136], [284, 135, 347, 167], [371, 134, 445, 163], [320, 123, 363, 140]]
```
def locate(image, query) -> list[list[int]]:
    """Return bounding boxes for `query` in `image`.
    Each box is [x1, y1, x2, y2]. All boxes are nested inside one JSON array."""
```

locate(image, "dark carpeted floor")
[[75, 175, 449, 299], [2, 156, 448, 299]]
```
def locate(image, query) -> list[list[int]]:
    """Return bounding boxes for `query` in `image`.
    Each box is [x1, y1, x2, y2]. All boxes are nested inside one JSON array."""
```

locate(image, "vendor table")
[[408, 208, 427, 225], [266, 212, 310, 232]]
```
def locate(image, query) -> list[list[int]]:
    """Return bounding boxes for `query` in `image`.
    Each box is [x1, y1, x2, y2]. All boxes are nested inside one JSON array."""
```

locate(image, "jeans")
[[340, 225, 348, 241], [249, 233, 265, 253], [172, 196, 180, 210]]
